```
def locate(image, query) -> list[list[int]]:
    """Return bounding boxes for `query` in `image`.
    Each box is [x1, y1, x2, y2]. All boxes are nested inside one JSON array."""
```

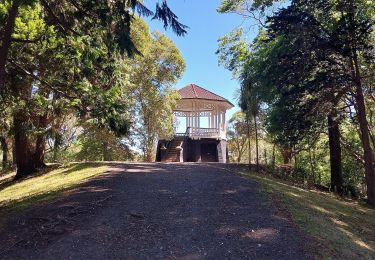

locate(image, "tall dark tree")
[[328, 113, 343, 193], [266, 0, 375, 203], [0, 136, 9, 169], [217, 0, 374, 202]]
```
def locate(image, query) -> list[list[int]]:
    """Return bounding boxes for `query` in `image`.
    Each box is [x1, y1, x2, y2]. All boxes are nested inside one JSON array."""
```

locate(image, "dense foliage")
[[0, 1, 186, 177], [218, 0, 375, 204]]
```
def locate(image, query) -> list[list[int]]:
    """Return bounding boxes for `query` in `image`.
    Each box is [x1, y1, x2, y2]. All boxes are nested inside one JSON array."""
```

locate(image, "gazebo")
[[156, 84, 234, 163]]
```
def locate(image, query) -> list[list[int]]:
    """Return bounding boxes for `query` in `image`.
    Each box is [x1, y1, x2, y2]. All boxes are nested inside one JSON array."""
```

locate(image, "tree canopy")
[[218, 0, 375, 204], [0, 1, 187, 178]]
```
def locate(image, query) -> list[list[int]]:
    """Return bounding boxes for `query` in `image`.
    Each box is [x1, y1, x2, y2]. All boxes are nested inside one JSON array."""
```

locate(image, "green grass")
[[0, 163, 108, 228], [241, 171, 375, 259]]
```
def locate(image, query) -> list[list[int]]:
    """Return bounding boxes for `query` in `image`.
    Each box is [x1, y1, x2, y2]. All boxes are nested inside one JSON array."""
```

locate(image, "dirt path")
[[0, 163, 312, 259]]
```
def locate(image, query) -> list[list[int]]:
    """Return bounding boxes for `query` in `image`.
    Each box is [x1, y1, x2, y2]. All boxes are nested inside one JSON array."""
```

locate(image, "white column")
[[215, 109, 219, 129], [194, 103, 198, 128], [189, 106, 192, 129], [208, 112, 211, 128], [195, 111, 199, 128], [192, 113, 194, 128], [194, 113, 196, 128], [213, 110, 215, 129], [221, 112, 224, 129], [217, 113, 220, 131], [223, 112, 226, 130], [218, 111, 222, 130], [198, 112, 200, 128], [216, 113, 218, 130], [192, 112, 194, 128], [195, 102, 200, 128], [191, 101, 194, 130], [192, 102, 195, 129]]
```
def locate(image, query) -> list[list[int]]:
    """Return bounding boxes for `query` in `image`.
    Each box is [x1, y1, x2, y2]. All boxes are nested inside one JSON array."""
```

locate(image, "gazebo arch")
[[174, 84, 234, 139], [156, 84, 234, 163]]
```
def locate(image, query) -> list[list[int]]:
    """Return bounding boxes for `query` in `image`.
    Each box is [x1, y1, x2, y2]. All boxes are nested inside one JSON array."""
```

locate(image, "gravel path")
[[0, 163, 312, 259]]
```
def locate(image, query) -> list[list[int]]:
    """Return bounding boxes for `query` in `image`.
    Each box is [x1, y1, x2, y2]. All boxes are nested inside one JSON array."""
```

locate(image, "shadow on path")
[[0, 163, 312, 259]]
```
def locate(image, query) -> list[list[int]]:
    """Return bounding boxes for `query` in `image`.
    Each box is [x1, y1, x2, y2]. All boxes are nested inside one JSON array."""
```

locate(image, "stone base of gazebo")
[[156, 137, 229, 163]]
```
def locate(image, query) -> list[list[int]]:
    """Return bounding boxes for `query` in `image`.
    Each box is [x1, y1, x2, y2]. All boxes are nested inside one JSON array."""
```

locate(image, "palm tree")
[[240, 78, 261, 171]]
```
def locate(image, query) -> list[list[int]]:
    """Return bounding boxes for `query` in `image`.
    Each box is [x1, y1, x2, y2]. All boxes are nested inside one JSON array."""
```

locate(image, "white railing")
[[175, 127, 227, 139], [191, 128, 219, 138]]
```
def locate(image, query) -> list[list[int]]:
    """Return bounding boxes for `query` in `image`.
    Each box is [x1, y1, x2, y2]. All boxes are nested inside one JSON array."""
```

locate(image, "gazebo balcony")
[[175, 127, 227, 140]]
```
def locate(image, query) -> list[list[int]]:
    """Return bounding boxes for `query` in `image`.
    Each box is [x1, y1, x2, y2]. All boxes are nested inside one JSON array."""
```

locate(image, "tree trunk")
[[145, 137, 154, 162], [33, 136, 46, 168], [354, 79, 375, 204], [53, 137, 59, 162], [102, 141, 111, 161], [254, 113, 259, 171], [349, 41, 375, 204], [246, 115, 252, 168], [0, 136, 9, 169], [264, 149, 267, 165], [248, 135, 252, 165], [146, 148, 153, 162], [237, 151, 242, 163], [281, 147, 292, 164], [308, 148, 316, 183], [12, 140, 16, 165], [14, 111, 35, 179], [12, 76, 35, 179], [32, 60, 51, 168], [327, 114, 343, 194], [0, 0, 20, 90], [32, 113, 48, 168]]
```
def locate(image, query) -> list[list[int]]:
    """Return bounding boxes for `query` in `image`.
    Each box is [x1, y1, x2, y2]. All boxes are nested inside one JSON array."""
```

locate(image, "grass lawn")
[[0, 163, 108, 228], [241, 171, 375, 259]]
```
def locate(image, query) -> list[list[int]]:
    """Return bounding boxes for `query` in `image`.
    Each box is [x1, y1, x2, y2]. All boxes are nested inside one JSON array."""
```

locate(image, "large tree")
[[0, 1, 187, 178], [217, 0, 375, 201], [0, 0, 187, 91], [123, 20, 185, 162], [266, 0, 375, 203], [0, 3, 129, 178]]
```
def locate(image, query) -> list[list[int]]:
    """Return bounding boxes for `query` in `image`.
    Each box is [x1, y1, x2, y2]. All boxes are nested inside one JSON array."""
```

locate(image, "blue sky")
[[145, 0, 259, 121]]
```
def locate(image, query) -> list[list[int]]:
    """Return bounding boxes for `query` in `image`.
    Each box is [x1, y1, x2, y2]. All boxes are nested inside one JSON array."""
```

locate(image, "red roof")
[[178, 84, 234, 107]]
